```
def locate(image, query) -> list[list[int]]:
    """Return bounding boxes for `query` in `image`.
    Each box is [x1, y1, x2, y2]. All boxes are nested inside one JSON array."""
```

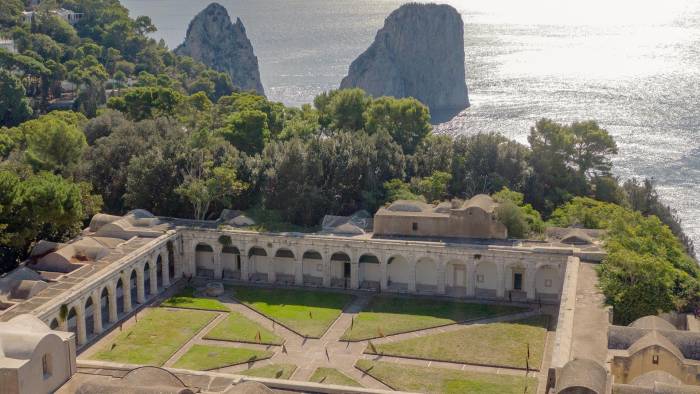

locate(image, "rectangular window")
[[412, 222, 418, 231]]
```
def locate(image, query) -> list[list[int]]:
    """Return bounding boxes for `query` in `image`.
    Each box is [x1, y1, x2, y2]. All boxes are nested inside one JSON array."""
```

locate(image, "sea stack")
[[175, 3, 264, 95], [340, 3, 469, 113]]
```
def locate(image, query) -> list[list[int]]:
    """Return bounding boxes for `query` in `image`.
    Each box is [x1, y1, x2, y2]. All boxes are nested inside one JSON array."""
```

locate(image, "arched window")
[[42, 353, 52, 379]]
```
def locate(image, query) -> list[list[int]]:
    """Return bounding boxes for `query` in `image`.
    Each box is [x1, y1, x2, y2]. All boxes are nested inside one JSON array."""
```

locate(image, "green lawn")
[[91, 308, 216, 365], [368, 315, 549, 369], [172, 344, 273, 371], [355, 360, 537, 394], [240, 363, 297, 379], [161, 287, 229, 311], [309, 367, 362, 387], [342, 296, 527, 341], [204, 311, 283, 345], [231, 286, 353, 338]]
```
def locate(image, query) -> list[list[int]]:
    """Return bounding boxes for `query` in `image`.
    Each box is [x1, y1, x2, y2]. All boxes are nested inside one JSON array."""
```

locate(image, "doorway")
[[513, 272, 523, 290]]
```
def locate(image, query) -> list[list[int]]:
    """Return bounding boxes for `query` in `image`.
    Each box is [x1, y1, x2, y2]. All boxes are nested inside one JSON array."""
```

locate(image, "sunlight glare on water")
[[122, 0, 700, 247]]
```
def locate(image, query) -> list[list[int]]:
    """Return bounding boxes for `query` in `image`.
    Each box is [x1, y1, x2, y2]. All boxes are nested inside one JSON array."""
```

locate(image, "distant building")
[[0, 38, 16, 54], [22, 8, 83, 25], [373, 194, 508, 240]]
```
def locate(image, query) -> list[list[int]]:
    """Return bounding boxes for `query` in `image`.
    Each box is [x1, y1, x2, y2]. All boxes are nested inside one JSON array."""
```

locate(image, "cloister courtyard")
[[78, 282, 556, 394]]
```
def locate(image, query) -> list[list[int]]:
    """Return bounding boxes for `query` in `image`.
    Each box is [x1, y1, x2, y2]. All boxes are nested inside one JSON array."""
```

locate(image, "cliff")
[[340, 3, 469, 113], [175, 3, 264, 95]]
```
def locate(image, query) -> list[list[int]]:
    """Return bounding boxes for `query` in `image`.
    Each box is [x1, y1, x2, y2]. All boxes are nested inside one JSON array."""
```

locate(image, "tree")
[[383, 179, 424, 203], [570, 120, 617, 176], [7, 112, 87, 174], [493, 187, 544, 237], [364, 96, 431, 154], [412, 134, 453, 177], [314, 88, 369, 131], [107, 86, 183, 121], [0, 69, 33, 127], [0, 0, 23, 27], [411, 171, 451, 203], [176, 155, 248, 220], [219, 109, 270, 154], [0, 170, 102, 272]]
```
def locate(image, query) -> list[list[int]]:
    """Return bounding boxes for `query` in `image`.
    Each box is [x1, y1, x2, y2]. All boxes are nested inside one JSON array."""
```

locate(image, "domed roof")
[[630, 315, 676, 331], [630, 370, 682, 387], [386, 200, 431, 212], [555, 358, 607, 394], [628, 331, 684, 361], [462, 194, 498, 213], [561, 229, 594, 245], [224, 382, 273, 394], [122, 366, 186, 387]]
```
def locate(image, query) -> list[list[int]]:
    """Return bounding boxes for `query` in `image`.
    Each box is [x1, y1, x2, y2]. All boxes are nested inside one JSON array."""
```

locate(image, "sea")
[[121, 0, 700, 247]]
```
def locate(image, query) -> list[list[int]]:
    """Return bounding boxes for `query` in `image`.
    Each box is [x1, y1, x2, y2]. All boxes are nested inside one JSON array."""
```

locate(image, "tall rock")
[[176, 3, 264, 95], [340, 3, 469, 112]]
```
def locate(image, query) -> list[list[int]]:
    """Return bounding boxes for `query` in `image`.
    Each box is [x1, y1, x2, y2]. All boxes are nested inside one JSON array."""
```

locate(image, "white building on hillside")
[[0, 38, 16, 54]]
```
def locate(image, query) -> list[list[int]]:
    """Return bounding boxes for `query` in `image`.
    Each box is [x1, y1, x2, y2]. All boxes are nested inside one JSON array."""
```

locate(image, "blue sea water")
[[122, 0, 700, 246]]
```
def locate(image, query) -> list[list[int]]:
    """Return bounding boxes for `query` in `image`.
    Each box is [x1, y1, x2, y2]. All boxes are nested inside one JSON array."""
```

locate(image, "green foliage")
[[17, 112, 87, 174], [0, 169, 101, 253], [107, 86, 183, 121], [314, 88, 369, 131], [493, 187, 544, 238], [411, 171, 452, 203], [384, 179, 425, 203], [550, 197, 699, 324], [364, 96, 431, 154], [0, 69, 32, 126], [219, 109, 269, 154]]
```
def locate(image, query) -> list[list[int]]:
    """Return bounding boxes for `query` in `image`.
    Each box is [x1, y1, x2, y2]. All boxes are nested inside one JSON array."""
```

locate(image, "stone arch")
[[222, 245, 241, 279], [143, 260, 152, 296], [129, 269, 139, 305], [84, 295, 96, 338], [100, 286, 110, 326], [156, 254, 163, 290], [445, 259, 467, 297], [248, 246, 269, 282], [415, 257, 438, 292], [195, 242, 215, 278], [475, 260, 498, 298], [536, 264, 561, 298], [167, 247, 175, 281], [66, 306, 78, 337], [273, 248, 296, 284], [358, 253, 380, 290], [302, 250, 323, 286], [330, 252, 351, 288], [387, 255, 409, 290], [116, 276, 126, 315]]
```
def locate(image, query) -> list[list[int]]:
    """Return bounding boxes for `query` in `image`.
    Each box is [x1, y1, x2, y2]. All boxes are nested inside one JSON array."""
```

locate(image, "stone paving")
[[80, 285, 554, 392]]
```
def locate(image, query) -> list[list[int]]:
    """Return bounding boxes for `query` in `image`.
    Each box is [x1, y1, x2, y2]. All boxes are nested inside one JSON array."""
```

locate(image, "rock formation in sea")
[[340, 3, 469, 113], [175, 3, 265, 95]]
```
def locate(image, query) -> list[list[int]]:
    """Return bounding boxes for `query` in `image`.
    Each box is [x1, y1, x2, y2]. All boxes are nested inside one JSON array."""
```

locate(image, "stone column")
[[240, 253, 249, 281], [436, 260, 446, 295], [174, 237, 185, 279], [294, 249, 303, 286], [76, 303, 87, 346], [108, 284, 118, 323], [123, 273, 133, 314], [496, 261, 505, 298], [350, 251, 359, 289], [466, 261, 476, 297], [408, 258, 417, 293], [268, 253, 276, 283], [162, 250, 171, 288], [93, 293, 103, 335], [213, 243, 223, 279], [380, 257, 389, 291], [322, 254, 331, 287], [136, 266, 145, 304], [526, 265, 537, 300], [149, 257, 158, 295]]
